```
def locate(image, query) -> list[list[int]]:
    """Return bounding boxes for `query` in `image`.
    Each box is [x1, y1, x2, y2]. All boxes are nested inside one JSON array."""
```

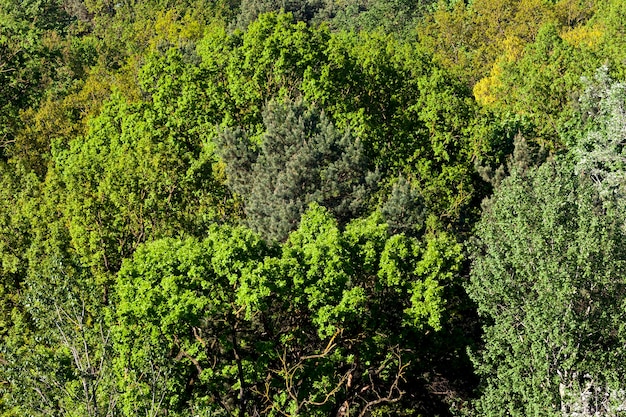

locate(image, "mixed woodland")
[[2, 0, 626, 415]]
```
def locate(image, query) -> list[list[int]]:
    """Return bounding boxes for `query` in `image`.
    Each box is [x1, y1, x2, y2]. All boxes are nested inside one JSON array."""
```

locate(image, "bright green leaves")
[[198, 13, 330, 130], [282, 205, 356, 337], [114, 228, 273, 416], [0, 162, 37, 321], [377, 227, 461, 330], [281, 204, 456, 338], [112, 205, 462, 415], [139, 46, 213, 129], [410, 232, 461, 329], [52, 74, 230, 272], [237, 13, 325, 96], [117, 239, 209, 336], [269, 206, 463, 415]]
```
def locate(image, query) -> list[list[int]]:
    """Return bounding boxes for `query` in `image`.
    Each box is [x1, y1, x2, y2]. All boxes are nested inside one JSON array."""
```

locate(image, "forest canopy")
[[2, 0, 626, 415]]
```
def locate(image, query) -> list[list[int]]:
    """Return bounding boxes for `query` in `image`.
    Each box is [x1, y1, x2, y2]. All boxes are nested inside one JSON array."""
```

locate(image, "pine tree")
[[217, 99, 378, 242]]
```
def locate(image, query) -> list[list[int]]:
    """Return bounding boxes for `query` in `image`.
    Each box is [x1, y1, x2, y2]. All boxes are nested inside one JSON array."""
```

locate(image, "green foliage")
[[574, 66, 626, 199], [51, 48, 232, 271], [468, 159, 626, 416], [479, 23, 601, 149], [212, 12, 329, 130], [0, 0, 67, 155], [112, 205, 463, 415], [232, 0, 323, 30], [197, 15, 479, 226], [230, 0, 435, 35], [380, 176, 426, 236], [314, 0, 436, 35], [593, 0, 626, 80], [0, 162, 37, 339], [16, 251, 116, 416], [0, 163, 118, 417], [7, 0, 626, 414], [218, 99, 378, 242], [114, 228, 271, 416], [305, 30, 477, 220]]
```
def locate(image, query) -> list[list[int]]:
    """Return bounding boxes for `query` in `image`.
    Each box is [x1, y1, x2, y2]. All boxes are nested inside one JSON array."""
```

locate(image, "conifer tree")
[[217, 99, 378, 242]]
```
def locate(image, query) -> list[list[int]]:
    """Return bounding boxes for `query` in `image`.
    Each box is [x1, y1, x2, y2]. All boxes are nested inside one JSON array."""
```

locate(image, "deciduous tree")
[[468, 159, 626, 416]]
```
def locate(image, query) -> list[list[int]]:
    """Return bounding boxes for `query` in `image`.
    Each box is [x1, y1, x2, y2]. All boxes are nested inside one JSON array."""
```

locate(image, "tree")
[[112, 204, 465, 415], [232, 0, 322, 30], [0, 0, 69, 157], [473, 23, 602, 150], [0, 44, 236, 415], [468, 158, 626, 416], [51, 47, 232, 274], [0, 161, 119, 417], [197, 14, 480, 228], [217, 99, 378, 242], [113, 227, 273, 416], [313, 0, 436, 36], [574, 66, 626, 199], [258, 205, 464, 415], [301, 30, 478, 223]]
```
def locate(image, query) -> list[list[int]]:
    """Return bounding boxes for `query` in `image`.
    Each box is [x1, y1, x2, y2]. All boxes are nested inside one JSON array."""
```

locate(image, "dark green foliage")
[[476, 132, 547, 188], [217, 99, 378, 242], [230, 0, 436, 35], [315, 0, 436, 35], [0, 0, 66, 155], [380, 176, 426, 236], [468, 159, 626, 416], [198, 14, 480, 227], [232, 0, 323, 30]]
